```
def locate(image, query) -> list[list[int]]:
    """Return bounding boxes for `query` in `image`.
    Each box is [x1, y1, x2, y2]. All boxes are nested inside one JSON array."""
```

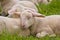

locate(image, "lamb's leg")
[[36, 31, 48, 38], [49, 33, 56, 37]]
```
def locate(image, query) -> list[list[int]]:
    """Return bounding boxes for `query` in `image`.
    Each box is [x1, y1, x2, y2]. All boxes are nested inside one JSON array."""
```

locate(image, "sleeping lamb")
[[20, 10, 60, 38], [0, 15, 30, 37], [30, 15, 60, 38], [20, 10, 45, 29], [0, 0, 38, 16]]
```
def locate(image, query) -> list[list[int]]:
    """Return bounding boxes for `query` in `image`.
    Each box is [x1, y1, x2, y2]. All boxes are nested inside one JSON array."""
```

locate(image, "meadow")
[[0, 0, 60, 40]]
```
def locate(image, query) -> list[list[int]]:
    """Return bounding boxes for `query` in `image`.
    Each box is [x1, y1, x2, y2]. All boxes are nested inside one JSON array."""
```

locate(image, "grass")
[[37, 0, 60, 15], [0, 33, 60, 40], [0, 0, 60, 40]]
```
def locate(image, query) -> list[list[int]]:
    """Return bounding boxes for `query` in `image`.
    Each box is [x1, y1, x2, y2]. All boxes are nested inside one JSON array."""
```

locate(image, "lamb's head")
[[20, 10, 45, 29]]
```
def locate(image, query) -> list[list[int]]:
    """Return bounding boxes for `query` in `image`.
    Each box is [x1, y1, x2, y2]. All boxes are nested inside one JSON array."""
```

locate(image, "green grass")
[[0, 0, 60, 40], [37, 0, 60, 16], [0, 33, 60, 40]]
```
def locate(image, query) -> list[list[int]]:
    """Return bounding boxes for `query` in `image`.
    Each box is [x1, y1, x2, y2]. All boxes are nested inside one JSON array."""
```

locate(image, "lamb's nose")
[[22, 25, 25, 29]]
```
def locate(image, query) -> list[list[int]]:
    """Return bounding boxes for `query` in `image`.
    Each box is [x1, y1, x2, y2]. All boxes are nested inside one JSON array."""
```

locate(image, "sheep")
[[20, 11, 60, 38], [24, 15, 60, 38], [20, 0, 52, 5], [20, 10, 45, 29], [8, 8, 39, 18], [8, 1, 38, 18], [0, 0, 38, 16], [0, 15, 30, 37], [8, 6, 38, 18], [19, 10, 46, 37], [0, 0, 20, 16], [30, 16, 56, 38]]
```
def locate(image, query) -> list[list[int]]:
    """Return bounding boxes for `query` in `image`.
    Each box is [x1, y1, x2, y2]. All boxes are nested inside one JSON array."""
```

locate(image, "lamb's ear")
[[14, 12, 20, 16], [33, 13, 45, 17], [8, 8, 17, 15], [8, 10, 14, 15]]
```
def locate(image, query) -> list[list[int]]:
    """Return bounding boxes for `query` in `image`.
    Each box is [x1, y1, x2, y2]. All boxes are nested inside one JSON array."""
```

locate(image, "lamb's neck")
[[34, 17, 44, 26], [30, 17, 44, 35], [11, 18, 20, 26]]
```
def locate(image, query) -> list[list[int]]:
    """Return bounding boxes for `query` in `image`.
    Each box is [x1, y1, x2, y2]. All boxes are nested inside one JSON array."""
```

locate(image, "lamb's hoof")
[[36, 32, 48, 38], [36, 33, 47, 38], [36, 33, 41, 38]]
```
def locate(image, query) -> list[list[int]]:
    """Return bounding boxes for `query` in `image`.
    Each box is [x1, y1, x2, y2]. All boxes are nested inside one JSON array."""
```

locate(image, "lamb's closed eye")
[[27, 16, 31, 20], [26, 15, 32, 20]]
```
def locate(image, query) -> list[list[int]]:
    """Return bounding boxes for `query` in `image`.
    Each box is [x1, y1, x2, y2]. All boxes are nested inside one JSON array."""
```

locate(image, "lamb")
[[8, 8, 39, 18], [30, 16, 56, 38], [0, 0, 38, 16], [0, 0, 20, 16], [0, 15, 30, 37], [20, 10, 45, 29], [20, 0, 52, 5], [8, 1, 38, 18], [30, 15, 60, 38], [20, 11, 60, 38]]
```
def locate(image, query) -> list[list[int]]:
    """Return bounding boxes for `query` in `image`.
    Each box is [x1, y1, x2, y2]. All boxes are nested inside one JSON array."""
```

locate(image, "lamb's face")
[[20, 10, 35, 29], [20, 10, 45, 29]]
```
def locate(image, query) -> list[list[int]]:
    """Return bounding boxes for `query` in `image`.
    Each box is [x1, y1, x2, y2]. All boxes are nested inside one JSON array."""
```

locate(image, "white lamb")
[[0, 15, 30, 37], [20, 10, 45, 29], [0, 0, 20, 16], [7, 1, 38, 16], [0, 0, 38, 16], [20, 0, 52, 5], [20, 10, 60, 38], [8, 3, 38, 18], [30, 15, 60, 38]]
